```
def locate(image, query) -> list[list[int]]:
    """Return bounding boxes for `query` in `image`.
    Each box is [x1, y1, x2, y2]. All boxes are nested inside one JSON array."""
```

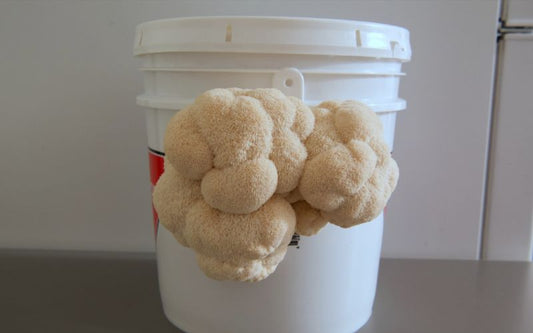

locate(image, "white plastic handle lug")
[[272, 67, 305, 100]]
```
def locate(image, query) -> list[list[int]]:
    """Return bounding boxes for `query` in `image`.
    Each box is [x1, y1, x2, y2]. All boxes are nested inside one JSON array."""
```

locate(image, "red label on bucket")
[[148, 148, 165, 237]]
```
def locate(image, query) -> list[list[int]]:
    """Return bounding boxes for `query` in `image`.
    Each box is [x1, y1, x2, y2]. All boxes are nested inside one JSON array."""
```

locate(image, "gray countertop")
[[1, 250, 532, 333]]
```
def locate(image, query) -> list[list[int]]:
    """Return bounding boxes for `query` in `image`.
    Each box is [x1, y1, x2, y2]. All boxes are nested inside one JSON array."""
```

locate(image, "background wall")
[[0, 0, 499, 259]]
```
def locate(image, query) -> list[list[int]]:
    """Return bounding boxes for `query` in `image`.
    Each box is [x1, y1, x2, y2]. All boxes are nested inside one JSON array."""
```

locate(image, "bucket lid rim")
[[134, 16, 411, 60], [136, 16, 410, 33]]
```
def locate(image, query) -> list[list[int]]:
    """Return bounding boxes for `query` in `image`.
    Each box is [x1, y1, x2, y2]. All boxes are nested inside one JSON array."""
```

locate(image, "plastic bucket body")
[[135, 17, 410, 333]]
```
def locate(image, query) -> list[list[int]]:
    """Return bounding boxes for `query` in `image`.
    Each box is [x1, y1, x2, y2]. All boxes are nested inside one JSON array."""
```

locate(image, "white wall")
[[0, 0, 499, 258], [483, 34, 533, 261]]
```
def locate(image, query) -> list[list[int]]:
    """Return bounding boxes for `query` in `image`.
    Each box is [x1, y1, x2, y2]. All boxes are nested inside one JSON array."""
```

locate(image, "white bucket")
[[135, 16, 410, 333]]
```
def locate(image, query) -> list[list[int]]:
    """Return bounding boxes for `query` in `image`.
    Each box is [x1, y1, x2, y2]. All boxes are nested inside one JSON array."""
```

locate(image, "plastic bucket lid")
[[134, 16, 411, 61]]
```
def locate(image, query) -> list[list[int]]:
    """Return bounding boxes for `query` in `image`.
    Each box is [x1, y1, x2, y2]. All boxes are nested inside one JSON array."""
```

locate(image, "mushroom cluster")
[[153, 88, 398, 282]]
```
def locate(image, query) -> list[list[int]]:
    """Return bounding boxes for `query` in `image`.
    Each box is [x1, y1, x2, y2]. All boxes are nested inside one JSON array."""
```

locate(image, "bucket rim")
[[134, 16, 411, 61]]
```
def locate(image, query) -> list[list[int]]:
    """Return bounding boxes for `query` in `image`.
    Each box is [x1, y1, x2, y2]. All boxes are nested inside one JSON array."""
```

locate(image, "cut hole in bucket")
[[225, 24, 232, 42], [284, 78, 293, 87], [390, 41, 399, 52], [355, 29, 362, 47]]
